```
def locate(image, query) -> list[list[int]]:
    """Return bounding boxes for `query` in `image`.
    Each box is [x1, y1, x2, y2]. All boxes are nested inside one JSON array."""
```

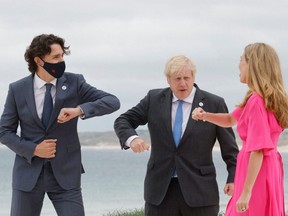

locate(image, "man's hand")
[[224, 183, 234, 196], [130, 138, 150, 153], [33, 139, 57, 158], [57, 107, 83, 123]]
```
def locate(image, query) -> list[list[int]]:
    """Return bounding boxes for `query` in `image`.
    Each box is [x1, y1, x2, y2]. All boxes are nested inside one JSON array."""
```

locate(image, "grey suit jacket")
[[114, 84, 238, 207], [0, 72, 120, 192]]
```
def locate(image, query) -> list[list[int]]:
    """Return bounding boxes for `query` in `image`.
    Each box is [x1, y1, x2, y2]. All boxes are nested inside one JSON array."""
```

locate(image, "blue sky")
[[0, 0, 287, 132]]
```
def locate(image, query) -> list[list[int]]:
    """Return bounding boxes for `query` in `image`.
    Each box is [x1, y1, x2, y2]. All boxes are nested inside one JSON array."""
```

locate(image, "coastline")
[[1, 143, 287, 152], [213, 145, 288, 153], [75, 143, 288, 153], [81, 143, 288, 152]]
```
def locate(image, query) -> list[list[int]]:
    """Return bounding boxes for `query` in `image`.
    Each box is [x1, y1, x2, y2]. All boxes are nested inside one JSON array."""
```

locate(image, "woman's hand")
[[236, 190, 251, 213], [192, 107, 206, 121]]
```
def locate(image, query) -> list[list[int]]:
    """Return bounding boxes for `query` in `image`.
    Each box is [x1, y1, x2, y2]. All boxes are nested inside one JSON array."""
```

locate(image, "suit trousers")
[[145, 178, 219, 216], [10, 162, 85, 216]]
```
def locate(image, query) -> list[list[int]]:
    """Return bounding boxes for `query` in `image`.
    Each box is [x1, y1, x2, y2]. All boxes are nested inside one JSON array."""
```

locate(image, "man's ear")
[[167, 77, 171, 85], [34, 56, 43, 66]]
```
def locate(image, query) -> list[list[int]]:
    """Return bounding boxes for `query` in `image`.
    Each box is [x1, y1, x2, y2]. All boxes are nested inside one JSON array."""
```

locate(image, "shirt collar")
[[34, 74, 57, 89], [172, 86, 196, 104]]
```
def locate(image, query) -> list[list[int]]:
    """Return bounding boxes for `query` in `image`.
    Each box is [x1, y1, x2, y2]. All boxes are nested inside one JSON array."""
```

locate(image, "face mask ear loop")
[[39, 57, 46, 67]]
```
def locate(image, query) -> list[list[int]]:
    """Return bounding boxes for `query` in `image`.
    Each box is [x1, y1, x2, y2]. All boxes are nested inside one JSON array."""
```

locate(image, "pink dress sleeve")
[[245, 99, 274, 154], [231, 107, 242, 121]]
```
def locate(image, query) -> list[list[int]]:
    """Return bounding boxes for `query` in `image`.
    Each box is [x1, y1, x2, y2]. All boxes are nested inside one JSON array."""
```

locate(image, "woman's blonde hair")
[[239, 43, 288, 128]]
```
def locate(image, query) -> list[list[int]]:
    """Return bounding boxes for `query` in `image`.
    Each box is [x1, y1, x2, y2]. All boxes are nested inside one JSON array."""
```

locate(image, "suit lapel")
[[47, 76, 68, 130], [23, 75, 44, 129], [180, 85, 206, 145], [159, 89, 174, 139]]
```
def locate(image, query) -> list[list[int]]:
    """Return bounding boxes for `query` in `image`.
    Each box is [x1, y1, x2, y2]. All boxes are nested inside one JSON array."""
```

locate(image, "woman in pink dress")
[[192, 43, 288, 215]]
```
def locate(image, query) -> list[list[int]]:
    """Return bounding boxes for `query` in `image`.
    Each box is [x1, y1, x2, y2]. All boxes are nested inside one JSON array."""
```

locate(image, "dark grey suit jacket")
[[114, 84, 238, 207], [0, 72, 120, 192]]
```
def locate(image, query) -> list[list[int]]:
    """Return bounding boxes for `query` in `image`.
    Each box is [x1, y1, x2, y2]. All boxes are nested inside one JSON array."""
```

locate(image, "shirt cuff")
[[78, 106, 85, 119], [125, 135, 139, 147]]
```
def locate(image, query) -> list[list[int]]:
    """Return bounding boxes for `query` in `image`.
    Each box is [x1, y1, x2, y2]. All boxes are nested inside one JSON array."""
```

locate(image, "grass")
[[104, 208, 288, 216], [104, 208, 145, 216], [104, 208, 225, 216]]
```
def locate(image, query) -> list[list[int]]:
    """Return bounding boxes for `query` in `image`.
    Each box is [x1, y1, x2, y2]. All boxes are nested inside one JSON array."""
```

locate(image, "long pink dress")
[[225, 93, 285, 215]]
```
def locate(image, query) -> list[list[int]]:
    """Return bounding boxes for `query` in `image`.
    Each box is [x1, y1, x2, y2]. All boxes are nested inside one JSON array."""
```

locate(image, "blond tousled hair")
[[164, 55, 197, 78], [239, 43, 288, 128]]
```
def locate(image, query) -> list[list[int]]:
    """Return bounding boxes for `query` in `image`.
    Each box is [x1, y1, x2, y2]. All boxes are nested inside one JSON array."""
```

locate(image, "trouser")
[[11, 162, 85, 216], [145, 178, 219, 216]]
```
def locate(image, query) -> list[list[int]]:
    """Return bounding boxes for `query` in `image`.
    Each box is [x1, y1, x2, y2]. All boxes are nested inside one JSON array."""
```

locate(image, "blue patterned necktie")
[[173, 100, 183, 147], [42, 83, 53, 128]]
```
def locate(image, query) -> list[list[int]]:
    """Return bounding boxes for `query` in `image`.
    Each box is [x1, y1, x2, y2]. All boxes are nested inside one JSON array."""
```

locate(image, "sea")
[[0, 146, 287, 216]]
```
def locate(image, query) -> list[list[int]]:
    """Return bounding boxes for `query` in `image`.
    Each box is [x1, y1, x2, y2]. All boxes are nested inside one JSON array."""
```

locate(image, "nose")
[[179, 79, 186, 86]]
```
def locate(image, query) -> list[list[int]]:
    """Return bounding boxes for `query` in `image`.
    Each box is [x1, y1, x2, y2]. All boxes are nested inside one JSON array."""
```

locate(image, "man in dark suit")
[[114, 55, 239, 216], [0, 34, 120, 216]]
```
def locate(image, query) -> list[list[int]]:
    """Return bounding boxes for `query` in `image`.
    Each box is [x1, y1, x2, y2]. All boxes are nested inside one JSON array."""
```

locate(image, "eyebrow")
[[51, 53, 64, 58]]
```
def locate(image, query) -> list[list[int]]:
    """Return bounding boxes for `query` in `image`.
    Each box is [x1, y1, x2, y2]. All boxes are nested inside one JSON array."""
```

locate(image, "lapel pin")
[[62, 85, 67, 90], [199, 102, 204, 107]]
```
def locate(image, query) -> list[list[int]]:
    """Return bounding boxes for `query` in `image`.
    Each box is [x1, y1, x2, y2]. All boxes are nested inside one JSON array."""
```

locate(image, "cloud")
[[0, 0, 288, 131]]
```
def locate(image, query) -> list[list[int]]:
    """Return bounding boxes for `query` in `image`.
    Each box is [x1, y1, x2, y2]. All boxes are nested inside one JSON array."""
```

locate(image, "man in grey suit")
[[0, 34, 120, 216], [114, 55, 239, 216]]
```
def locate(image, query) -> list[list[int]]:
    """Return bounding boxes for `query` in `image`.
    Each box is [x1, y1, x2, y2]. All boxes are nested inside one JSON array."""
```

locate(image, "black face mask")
[[41, 59, 66, 78]]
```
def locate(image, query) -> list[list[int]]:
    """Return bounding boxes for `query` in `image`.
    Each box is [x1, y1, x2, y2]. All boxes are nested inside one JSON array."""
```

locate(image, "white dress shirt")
[[171, 87, 196, 138]]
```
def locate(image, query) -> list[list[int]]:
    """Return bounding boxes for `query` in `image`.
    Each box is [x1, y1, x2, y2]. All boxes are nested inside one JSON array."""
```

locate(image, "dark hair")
[[24, 34, 70, 73]]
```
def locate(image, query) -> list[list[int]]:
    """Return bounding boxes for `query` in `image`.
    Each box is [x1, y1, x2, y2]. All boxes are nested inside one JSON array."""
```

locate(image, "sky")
[[0, 0, 287, 132]]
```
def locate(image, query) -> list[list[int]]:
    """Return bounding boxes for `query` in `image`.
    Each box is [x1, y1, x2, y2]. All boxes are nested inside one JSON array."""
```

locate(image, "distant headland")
[[1, 129, 287, 151], [77, 129, 288, 151]]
